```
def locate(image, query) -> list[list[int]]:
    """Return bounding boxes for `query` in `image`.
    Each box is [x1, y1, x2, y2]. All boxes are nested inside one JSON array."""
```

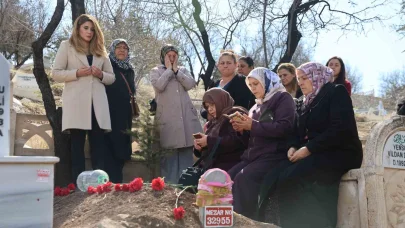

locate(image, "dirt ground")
[[54, 185, 278, 228], [53, 109, 382, 228]]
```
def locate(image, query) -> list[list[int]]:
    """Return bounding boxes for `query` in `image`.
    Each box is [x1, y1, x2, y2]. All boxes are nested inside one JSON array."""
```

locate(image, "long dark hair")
[[238, 56, 254, 68], [326, 56, 346, 85]]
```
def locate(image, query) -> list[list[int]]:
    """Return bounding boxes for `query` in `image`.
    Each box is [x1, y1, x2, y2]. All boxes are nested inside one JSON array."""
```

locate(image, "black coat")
[[201, 74, 255, 119], [105, 60, 135, 160], [210, 74, 255, 110], [289, 83, 362, 172]]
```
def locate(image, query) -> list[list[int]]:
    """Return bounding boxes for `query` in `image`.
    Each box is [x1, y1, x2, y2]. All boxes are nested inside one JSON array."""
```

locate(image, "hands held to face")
[[76, 66, 103, 79], [288, 147, 311, 163], [164, 54, 178, 73]]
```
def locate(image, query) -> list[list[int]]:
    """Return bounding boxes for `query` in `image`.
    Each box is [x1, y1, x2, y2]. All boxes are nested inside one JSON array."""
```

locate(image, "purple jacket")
[[241, 91, 295, 162]]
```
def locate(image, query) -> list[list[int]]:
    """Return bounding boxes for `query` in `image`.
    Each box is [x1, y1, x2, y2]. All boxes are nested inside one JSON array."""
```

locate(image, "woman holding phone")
[[193, 88, 249, 171]]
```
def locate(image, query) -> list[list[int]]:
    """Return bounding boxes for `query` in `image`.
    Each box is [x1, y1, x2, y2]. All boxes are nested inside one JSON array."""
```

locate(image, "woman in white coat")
[[52, 14, 115, 181]]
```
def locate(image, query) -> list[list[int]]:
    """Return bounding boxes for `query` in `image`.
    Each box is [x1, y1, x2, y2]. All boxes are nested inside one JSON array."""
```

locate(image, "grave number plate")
[[204, 206, 233, 227]]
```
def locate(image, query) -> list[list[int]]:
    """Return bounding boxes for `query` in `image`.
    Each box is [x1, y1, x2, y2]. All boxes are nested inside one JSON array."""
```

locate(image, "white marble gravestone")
[[0, 54, 59, 228], [362, 115, 405, 228], [0, 54, 10, 156]]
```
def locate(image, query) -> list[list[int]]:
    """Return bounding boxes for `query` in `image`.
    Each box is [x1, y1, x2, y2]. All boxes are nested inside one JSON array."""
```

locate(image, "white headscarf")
[[246, 67, 286, 104]]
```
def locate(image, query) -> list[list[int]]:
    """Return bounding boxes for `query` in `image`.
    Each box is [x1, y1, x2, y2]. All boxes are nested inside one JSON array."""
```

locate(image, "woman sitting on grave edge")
[[227, 67, 296, 219], [258, 62, 363, 228]]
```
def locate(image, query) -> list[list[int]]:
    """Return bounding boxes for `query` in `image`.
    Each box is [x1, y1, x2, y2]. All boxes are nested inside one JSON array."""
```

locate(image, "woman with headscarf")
[[104, 39, 135, 183], [193, 88, 249, 171], [150, 44, 203, 184], [258, 62, 363, 227], [227, 67, 296, 219]]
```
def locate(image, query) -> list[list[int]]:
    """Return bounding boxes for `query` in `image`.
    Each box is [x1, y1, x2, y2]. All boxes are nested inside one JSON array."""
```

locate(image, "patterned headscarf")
[[160, 44, 179, 64], [108, 39, 133, 70], [297, 62, 333, 107], [246, 67, 286, 104]]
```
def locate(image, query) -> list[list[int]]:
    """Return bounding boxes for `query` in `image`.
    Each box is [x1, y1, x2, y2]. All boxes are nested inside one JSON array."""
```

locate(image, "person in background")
[[259, 62, 362, 227], [326, 56, 352, 96], [277, 63, 303, 99], [150, 44, 202, 184], [104, 39, 135, 183], [228, 67, 295, 219], [52, 14, 115, 182], [193, 88, 249, 171], [237, 56, 254, 76], [201, 50, 255, 120]]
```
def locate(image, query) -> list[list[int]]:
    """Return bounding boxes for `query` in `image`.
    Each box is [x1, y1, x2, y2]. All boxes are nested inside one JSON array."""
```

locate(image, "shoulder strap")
[[120, 72, 133, 96]]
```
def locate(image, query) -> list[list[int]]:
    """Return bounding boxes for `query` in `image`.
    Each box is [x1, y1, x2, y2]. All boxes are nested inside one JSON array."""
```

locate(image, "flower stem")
[[175, 186, 193, 208]]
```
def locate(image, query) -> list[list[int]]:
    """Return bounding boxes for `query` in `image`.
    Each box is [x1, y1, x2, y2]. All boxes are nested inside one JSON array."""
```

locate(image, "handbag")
[[120, 72, 140, 118], [149, 98, 157, 115], [177, 137, 221, 190]]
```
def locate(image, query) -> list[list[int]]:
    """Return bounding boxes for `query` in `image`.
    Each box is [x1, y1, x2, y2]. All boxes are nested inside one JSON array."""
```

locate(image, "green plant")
[[129, 108, 174, 180]]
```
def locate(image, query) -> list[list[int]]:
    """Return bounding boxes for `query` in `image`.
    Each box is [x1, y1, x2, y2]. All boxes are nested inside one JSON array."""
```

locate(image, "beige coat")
[[52, 40, 115, 132], [150, 65, 202, 149]]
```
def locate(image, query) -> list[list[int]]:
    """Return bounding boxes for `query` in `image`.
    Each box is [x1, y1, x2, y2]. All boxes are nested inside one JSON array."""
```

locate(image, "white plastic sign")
[[0, 54, 10, 156], [204, 206, 233, 227]]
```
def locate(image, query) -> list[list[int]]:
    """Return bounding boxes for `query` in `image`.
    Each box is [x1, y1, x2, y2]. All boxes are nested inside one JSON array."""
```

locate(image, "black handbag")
[[177, 137, 221, 190]]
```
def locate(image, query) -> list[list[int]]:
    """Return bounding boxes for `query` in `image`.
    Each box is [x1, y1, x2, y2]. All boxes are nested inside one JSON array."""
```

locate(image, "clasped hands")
[[287, 146, 311, 163], [76, 66, 103, 79]]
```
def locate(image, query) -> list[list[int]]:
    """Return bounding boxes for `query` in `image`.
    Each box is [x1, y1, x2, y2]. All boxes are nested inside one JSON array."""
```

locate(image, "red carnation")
[[105, 181, 112, 187], [61, 188, 70, 196], [122, 184, 129, 191], [114, 184, 122, 191], [103, 184, 112, 193], [151, 177, 165, 191], [173, 206, 185, 220], [87, 186, 96, 194], [97, 185, 104, 194], [54, 186, 62, 196], [67, 183, 76, 191], [129, 178, 143, 191]]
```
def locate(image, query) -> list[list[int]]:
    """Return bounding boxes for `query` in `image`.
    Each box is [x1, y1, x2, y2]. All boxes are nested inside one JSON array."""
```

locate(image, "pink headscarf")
[[297, 62, 333, 107]]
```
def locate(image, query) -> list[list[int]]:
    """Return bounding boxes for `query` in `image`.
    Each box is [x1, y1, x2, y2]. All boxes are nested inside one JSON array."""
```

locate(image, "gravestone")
[[362, 115, 405, 227], [12, 72, 41, 101], [0, 54, 10, 156]]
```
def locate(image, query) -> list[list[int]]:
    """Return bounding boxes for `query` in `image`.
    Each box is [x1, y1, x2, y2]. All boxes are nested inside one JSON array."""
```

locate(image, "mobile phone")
[[193, 133, 203, 139], [223, 111, 244, 121]]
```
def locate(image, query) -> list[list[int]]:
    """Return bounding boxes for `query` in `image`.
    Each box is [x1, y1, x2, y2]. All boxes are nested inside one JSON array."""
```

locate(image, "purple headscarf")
[[297, 62, 333, 107]]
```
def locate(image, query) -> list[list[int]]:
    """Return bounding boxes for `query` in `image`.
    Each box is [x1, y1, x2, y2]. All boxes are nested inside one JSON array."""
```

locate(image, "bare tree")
[[31, 0, 67, 185], [380, 68, 405, 105], [346, 64, 363, 94], [31, 0, 86, 185]]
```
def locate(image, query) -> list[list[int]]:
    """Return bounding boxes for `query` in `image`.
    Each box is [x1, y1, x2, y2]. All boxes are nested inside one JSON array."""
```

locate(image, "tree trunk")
[[31, 0, 70, 186], [262, 0, 269, 67], [191, 0, 216, 91], [272, 0, 302, 72], [70, 0, 86, 22]]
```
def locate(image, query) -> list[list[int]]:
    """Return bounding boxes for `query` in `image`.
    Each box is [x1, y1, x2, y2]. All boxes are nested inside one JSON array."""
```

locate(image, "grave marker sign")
[[0, 54, 10, 156]]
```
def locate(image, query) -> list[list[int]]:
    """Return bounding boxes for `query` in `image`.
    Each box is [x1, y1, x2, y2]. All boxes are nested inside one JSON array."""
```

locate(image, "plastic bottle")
[[76, 170, 109, 192]]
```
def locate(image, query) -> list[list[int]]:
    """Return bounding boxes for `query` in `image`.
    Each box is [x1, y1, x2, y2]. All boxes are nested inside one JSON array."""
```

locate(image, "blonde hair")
[[69, 14, 107, 57], [219, 49, 238, 63], [277, 63, 298, 94]]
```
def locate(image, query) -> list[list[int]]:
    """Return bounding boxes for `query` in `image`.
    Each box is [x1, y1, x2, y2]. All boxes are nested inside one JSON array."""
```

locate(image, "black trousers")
[[104, 150, 125, 183], [70, 105, 105, 182]]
